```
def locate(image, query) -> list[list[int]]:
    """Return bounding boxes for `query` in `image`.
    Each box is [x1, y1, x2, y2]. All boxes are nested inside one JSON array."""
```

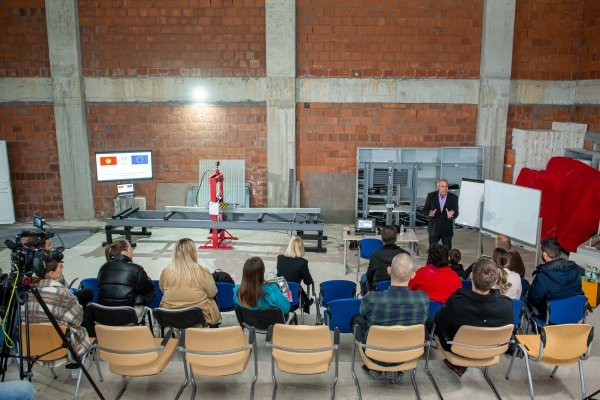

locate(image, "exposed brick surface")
[[574, 105, 600, 134], [511, 0, 583, 80], [87, 103, 267, 219], [296, 0, 483, 79], [0, 0, 50, 77], [79, 0, 266, 78], [0, 104, 63, 219], [296, 103, 477, 207], [580, 0, 600, 79]]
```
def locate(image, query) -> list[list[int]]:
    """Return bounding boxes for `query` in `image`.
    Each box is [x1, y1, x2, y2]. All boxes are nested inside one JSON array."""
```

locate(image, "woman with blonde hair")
[[159, 238, 221, 325], [276, 236, 314, 313], [492, 247, 522, 299]]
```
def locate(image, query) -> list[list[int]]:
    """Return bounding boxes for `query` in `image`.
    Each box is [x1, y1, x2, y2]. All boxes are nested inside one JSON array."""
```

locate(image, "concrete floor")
[[1, 222, 598, 399]]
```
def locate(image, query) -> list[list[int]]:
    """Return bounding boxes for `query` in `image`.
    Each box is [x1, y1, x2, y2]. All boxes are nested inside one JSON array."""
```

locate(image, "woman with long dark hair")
[[233, 256, 290, 314]]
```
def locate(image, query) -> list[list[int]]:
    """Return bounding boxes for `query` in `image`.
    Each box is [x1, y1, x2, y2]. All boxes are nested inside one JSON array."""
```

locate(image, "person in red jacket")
[[409, 244, 462, 304]]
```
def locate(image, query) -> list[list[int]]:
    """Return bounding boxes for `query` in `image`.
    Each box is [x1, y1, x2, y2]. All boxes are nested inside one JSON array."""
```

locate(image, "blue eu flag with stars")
[[132, 155, 149, 165]]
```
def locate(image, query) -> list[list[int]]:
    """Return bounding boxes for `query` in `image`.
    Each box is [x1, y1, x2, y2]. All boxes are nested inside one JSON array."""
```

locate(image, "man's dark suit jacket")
[[422, 190, 459, 237]]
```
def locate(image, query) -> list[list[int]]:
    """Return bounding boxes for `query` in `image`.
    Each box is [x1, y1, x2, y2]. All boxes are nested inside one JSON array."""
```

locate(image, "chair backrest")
[[461, 280, 472, 290], [450, 325, 514, 359], [95, 325, 159, 367], [80, 278, 99, 303], [87, 302, 139, 326], [271, 325, 334, 374], [149, 280, 163, 309], [541, 324, 594, 361], [215, 282, 236, 312], [21, 324, 68, 361], [365, 325, 425, 364], [359, 238, 383, 259], [153, 307, 207, 330], [234, 306, 285, 332], [547, 295, 588, 325], [512, 299, 524, 327], [320, 280, 356, 306], [185, 326, 251, 376], [376, 280, 391, 292], [428, 300, 443, 316], [327, 298, 361, 333], [287, 282, 301, 309]]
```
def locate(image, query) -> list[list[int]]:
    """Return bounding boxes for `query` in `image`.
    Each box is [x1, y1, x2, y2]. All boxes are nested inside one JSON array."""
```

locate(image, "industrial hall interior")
[[1, 0, 600, 399]]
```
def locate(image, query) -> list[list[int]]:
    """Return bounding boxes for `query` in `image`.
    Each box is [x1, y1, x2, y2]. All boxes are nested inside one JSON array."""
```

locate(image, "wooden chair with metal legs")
[[266, 324, 340, 400], [505, 324, 594, 400], [180, 326, 258, 400], [21, 323, 101, 400], [425, 324, 514, 400], [94, 324, 179, 400], [351, 324, 438, 400]]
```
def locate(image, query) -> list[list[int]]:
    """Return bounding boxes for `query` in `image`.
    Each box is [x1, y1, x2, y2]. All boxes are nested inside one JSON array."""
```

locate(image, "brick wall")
[[297, 0, 483, 79], [0, 0, 50, 77], [574, 105, 600, 133], [511, 0, 583, 80], [79, 0, 266, 77], [503, 105, 575, 182], [0, 104, 63, 219], [579, 0, 600, 79], [87, 103, 267, 218]]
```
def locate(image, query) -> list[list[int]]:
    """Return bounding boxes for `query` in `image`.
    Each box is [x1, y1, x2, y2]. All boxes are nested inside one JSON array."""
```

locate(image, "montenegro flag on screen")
[[100, 156, 117, 166]]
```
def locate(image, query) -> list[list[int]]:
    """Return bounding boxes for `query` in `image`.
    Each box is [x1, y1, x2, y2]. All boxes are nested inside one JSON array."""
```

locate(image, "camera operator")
[[23, 259, 92, 379], [97, 240, 156, 319]]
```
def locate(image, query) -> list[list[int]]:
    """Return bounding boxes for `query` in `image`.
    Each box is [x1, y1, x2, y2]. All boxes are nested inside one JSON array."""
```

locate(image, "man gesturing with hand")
[[422, 179, 459, 250]]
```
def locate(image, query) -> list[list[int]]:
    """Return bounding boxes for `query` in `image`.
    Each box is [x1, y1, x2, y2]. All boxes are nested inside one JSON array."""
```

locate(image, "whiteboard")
[[455, 179, 484, 228], [482, 180, 541, 246]]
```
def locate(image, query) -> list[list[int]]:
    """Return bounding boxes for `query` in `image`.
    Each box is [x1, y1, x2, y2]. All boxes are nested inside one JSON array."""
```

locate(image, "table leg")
[[343, 240, 348, 275], [410, 242, 414, 258]]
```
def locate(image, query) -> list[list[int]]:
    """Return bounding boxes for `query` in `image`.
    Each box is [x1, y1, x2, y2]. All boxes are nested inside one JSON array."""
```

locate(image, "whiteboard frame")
[[455, 178, 484, 229]]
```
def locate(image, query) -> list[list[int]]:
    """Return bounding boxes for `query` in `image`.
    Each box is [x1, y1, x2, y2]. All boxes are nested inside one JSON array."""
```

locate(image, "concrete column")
[[45, 0, 95, 220], [476, 0, 517, 180], [265, 0, 296, 207]]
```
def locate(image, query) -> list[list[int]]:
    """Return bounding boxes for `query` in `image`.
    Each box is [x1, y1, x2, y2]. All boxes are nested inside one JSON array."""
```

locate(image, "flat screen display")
[[356, 218, 375, 230], [95, 150, 153, 182]]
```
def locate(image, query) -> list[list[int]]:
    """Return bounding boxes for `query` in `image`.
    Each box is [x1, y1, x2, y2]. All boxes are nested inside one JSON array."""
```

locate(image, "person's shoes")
[[361, 364, 382, 380], [70, 359, 91, 380], [385, 371, 403, 383], [443, 359, 467, 378]]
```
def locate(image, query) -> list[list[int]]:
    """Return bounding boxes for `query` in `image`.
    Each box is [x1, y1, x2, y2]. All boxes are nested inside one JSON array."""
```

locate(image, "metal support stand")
[[296, 231, 327, 253], [199, 229, 238, 250]]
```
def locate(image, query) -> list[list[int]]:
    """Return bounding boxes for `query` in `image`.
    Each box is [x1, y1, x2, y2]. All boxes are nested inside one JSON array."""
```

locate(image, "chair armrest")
[[326, 305, 332, 323], [178, 330, 186, 347], [248, 327, 256, 346], [266, 325, 274, 344], [68, 278, 79, 289], [161, 328, 175, 347], [441, 329, 451, 344], [333, 327, 340, 346], [353, 324, 364, 343]]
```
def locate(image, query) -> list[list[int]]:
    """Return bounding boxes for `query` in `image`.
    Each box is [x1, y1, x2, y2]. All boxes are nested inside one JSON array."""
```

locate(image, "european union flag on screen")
[[132, 155, 149, 165]]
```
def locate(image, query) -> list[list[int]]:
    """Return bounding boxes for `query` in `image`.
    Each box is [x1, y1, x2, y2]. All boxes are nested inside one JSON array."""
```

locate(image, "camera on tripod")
[[3, 216, 64, 284]]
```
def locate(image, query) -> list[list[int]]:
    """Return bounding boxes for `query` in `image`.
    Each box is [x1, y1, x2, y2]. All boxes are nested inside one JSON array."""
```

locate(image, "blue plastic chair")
[[512, 298, 525, 331], [149, 280, 163, 309], [376, 280, 391, 291], [326, 298, 361, 333], [358, 238, 383, 272], [531, 295, 589, 331], [287, 282, 300, 311], [80, 278, 99, 303], [429, 300, 443, 316], [461, 280, 472, 290], [215, 282, 236, 312], [520, 278, 530, 300], [316, 280, 357, 325]]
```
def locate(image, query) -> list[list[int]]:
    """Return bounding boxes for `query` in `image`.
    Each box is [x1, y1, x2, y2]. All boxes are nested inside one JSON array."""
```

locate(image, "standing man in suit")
[[422, 179, 459, 250]]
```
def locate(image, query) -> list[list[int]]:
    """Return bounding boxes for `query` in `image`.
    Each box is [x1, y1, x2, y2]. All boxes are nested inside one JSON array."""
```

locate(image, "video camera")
[[3, 216, 64, 284]]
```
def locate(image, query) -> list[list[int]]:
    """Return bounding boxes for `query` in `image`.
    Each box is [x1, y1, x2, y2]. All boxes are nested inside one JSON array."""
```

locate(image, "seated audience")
[[24, 260, 92, 379], [159, 238, 221, 325], [97, 240, 156, 318], [527, 238, 584, 318], [276, 236, 314, 313], [462, 234, 526, 279], [434, 258, 514, 377], [409, 244, 461, 303], [365, 226, 408, 292], [492, 248, 522, 299], [448, 248, 464, 277], [355, 253, 429, 382], [233, 256, 290, 314]]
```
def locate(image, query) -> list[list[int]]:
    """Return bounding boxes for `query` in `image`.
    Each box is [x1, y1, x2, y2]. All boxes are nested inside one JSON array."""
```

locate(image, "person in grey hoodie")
[[527, 238, 584, 318]]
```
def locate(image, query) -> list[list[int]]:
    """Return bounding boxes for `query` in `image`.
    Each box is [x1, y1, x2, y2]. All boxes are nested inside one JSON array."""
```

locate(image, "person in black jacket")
[[97, 240, 156, 319], [527, 237, 583, 318], [422, 179, 459, 250], [276, 236, 314, 313], [365, 226, 408, 292], [434, 257, 514, 377]]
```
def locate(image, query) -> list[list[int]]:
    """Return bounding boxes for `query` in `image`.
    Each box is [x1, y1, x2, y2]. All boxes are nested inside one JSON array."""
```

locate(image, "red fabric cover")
[[515, 157, 600, 252], [408, 264, 462, 303]]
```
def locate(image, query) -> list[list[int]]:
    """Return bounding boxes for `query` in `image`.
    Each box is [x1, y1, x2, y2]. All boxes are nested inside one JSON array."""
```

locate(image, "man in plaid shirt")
[[356, 253, 429, 382]]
